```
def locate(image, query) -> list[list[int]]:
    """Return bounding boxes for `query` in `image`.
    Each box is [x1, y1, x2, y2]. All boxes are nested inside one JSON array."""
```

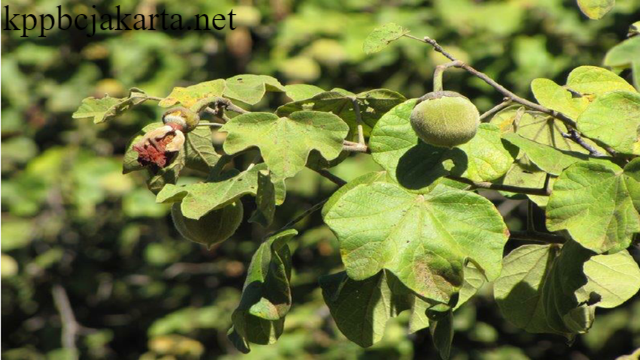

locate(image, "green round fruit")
[[410, 91, 480, 148], [162, 107, 200, 132], [171, 201, 243, 249]]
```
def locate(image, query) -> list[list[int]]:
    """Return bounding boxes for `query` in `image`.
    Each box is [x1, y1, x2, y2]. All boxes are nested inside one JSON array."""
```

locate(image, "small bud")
[[162, 107, 200, 132], [133, 125, 185, 168]]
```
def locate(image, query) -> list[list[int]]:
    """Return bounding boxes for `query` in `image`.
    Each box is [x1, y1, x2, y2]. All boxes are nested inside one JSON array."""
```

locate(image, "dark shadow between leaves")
[[396, 140, 468, 190]]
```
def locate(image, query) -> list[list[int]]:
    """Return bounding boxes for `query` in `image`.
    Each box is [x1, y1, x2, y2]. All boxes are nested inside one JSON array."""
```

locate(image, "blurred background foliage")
[[2, 0, 640, 359]]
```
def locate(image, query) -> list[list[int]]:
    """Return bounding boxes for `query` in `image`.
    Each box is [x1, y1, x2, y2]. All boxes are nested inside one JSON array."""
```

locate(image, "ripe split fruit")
[[410, 91, 480, 148]]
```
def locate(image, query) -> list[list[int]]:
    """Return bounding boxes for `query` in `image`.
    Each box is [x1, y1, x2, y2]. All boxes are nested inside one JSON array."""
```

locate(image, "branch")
[[403, 34, 578, 128], [448, 176, 550, 196], [52, 284, 79, 355], [313, 168, 348, 186], [343, 140, 369, 153], [562, 129, 606, 157], [479, 98, 512, 122], [509, 230, 566, 244], [280, 199, 329, 231]]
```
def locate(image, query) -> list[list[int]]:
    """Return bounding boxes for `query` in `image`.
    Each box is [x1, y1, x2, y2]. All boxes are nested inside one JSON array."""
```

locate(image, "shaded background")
[[2, 0, 640, 359]]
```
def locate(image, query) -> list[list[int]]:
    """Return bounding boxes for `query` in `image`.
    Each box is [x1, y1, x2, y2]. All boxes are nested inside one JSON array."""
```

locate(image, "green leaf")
[[159, 79, 225, 108], [531, 78, 590, 120], [156, 163, 284, 219], [223, 75, 285, 105], [320, 270, 431, 347], [145, 152, 185, 195], [546, 161, 640, 254], [577, 90, 640, 155], [323, 182, 508, 304], [429, 311, 454, 360], [284, 84, 324, 101], [501, 133, 602, 176], [490, 106, 600, 154], [171, 200, 243, 249], [604, 37, 640, 89], [370, 100, 513, 189], [322, 171, 388, 218], [495, 241, 640, 338], [363, 23, 409, 55], [567, 66, 636, 95], [576, 0, 615, 19], [229, 229, 296, 352], [221, 111, 349, 182], [276, 89, 406, 138], [183, 127, 220, 173], [73, 89, 147, 124], [248, 170, 276, 227]]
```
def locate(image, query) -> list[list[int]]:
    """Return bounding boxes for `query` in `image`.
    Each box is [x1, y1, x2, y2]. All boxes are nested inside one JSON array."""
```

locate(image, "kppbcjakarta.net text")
[[3, 5, 237, 38]]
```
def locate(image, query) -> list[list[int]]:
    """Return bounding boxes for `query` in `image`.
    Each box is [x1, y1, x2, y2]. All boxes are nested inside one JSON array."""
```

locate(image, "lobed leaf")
[[73, 89, 147, 124], [531, 78, 589, 120], [159, 80, 226, 108], [546, 160, 640, 254], [567, 66, 635, 95], [223, 74, 285, 105], [221, 111, 349, 182], [323, 181, 508, 305], [577, 90, 640, 155]]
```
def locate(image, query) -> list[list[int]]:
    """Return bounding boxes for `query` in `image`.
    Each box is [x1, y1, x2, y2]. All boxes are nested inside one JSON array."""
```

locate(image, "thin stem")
[[197, 122, 224, 128], [280, 199, 329, 231], [403, 34, 578, 128], [527, 200, 535, 232], [314, 169, 348, 186], [509, 230, 566, 244], [52, 284, 79, 357], [343, 140, 369, 153], [448, 176, 550, 196], [350, 98, 366, 145], [432, 61, 462, 92], [562, 129, 606, 157], [479, 99, 512, 122]]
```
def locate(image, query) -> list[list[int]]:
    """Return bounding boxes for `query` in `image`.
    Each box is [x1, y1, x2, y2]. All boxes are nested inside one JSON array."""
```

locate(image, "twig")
[[280, 199, 329, 231], [314, 169, 348, 186], [448, 176, 550, 196], [343, 140, 369, 153], [403, 34, 578, 129], [197, 122, 224, 128], [509, 230, 566, 244], [350, 98, 366, 146], [52, 284, 79, 357], [479, 99, 512, 122], [562, 129, 606, 157]]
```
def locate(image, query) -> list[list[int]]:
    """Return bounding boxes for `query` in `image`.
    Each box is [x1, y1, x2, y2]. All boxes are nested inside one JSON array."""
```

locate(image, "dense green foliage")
[[3, 1, 640, 359]]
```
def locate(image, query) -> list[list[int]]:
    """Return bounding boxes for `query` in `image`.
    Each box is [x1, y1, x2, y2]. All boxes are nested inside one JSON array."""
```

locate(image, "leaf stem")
[[313, 169, 348, 186], [343, 140, 369, 153], [197, 122, 224, 127], [279, 199, 329, 231], [509, 230, 565, 244], [447, 176, 551, 196], [479, 98, 512, 122], [350, 98, 366, 146]]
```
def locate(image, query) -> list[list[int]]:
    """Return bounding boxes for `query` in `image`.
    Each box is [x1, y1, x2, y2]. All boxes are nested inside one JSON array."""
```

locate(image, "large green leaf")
[[284, 84, 324, 101], [546, 160, 640, 254], [363, 23, 409, 55], [566, 66, 635, 95], [156, 163, 285, 219], [577, 90, 640, 155], [494, 241, 640, 338], [229, 229, 296, 353], [276, 89, 406, 138], [429, 310, 454, 360], [576, 0, 615, 19], [370, 100, 513, 189], [319, 270, 431, 348], [221, 111, 349, 182], [223, 75, 285, 105], [159, 80, 226, 108], [323, 182, 508, 305]]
